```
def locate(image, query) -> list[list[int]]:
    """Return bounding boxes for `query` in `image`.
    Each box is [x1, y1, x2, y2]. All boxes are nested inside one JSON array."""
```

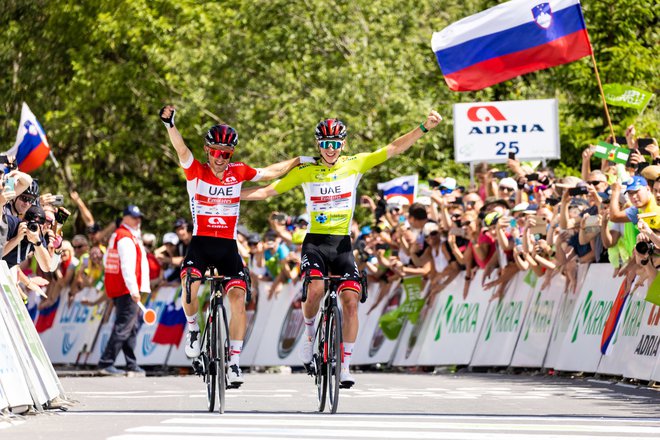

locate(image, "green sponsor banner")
[[378, 276, 425, 340], [594, 141, 630, 165], [603, 83, 653, 110], [646, 273, 660, 306]]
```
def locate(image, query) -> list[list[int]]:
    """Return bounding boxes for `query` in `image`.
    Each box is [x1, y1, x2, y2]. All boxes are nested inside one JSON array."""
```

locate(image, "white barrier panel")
[[391, 281, 433, 366], [510, 274, 565, 368], [0, 262, 62, 405], [416, 272, 491, 366], [351, 283, 386, 366], [135, 287, 178, 365], [596, 280, 640, 376], [622, 299, 660, 381], [543, 264, 590, 369], [235, 281, 267, 366], [553, 265, 618, 373], [41, 291, 105, 365], [251, 282, 307, 367], [352, 281, 402, 366], [0, 309, 33, 411], [471, 272, 534, 367]]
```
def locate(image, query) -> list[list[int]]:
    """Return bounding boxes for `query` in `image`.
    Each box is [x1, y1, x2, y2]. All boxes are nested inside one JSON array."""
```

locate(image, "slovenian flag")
[[152, 297, 187, 346], [34, 295, 60, 333], [3, 103, 51, 173], [377, 175, 418, 205], [432, 0, 592, 92]]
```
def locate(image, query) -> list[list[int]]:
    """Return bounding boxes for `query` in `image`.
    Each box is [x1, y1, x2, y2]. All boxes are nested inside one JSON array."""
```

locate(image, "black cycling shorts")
[[300, 233, 360, 279], [180, 236, 246, 287]]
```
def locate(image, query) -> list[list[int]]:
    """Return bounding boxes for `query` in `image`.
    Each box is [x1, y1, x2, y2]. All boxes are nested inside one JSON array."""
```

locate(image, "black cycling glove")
[[159, 107, 176, 128]]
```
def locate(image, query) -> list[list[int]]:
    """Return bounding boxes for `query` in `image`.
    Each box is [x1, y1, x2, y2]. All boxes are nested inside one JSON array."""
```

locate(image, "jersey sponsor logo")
[[223, 176, 238, 184], [310, 192, 351, 203], [315, 213, 328, 224], [208, 216, 227, 225], [208, 185, 237, 196], [196, 194, 240, 205]]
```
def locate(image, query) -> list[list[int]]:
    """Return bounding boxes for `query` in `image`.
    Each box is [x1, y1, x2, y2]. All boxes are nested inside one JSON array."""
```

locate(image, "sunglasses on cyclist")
[[207, 147, 233, 159], [318, 140, 344, 150]]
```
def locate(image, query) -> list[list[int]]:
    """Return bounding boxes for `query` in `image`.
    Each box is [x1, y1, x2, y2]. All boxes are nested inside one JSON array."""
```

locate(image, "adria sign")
[[453, 99, 560, 163]]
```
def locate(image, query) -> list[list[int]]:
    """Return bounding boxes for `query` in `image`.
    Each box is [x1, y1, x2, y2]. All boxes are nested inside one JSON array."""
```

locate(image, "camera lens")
[[636, 241, 654, 254], [27, 221, 39, 232]]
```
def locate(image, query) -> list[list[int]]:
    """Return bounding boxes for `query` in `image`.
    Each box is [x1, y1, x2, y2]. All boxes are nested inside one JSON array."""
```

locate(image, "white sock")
[[229, 340, 243, 366], [342, 342, 354, 370], [185, 313, 199, 332], [303, 316, 315, 339]]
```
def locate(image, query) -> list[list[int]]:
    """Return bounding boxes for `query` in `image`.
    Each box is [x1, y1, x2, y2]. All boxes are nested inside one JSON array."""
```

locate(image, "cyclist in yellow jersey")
[[242, 110, 442, 387]]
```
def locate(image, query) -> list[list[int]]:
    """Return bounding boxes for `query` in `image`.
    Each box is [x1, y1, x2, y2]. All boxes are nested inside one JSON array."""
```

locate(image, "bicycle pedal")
[[303, 362, 315, 376], [191, 359, 204, 375]]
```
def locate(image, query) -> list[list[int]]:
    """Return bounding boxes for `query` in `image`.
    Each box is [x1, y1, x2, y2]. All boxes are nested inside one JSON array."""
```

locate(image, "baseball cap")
[[123, 205, 143, 218], [440, 177, 457, 191], [499, 177, 518, 190], [625, 175, 649, 193], [423, 221, 439, 237], [641, 166, 660, 183], [247, 233, 261, 245], [163, 232, 179, 246], [360, 225, 372, 237], [511, 202, 529, 213], [484, 211, 502, 227], [296, 213, 310, 225], [25, 205, 47, 224], [173, 217, 188, 229], [387, 195, 411, 208]]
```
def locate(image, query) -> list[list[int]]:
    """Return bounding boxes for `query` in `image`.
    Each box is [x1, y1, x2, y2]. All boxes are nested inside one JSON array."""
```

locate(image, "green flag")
[[594, 141, 630, 165], [603, 83, 653, 110]]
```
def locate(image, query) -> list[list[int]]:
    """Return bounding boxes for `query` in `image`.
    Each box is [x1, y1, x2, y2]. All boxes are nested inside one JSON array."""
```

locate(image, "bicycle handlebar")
[[183, 266, 252, 304], [301, 272, 368, 304]]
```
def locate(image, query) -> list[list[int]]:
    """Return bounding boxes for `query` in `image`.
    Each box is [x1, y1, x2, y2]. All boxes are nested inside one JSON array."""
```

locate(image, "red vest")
[[104, 225, 143, 298]]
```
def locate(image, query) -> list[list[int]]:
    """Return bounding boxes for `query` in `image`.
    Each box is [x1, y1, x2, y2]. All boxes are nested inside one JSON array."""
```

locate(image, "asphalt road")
[[4, 370, 660, 439]]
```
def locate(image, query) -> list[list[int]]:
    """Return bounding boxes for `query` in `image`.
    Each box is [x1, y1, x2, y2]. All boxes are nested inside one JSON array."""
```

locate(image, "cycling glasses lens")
[[208, 148, 233, 159], [318, 140, 343, 150]]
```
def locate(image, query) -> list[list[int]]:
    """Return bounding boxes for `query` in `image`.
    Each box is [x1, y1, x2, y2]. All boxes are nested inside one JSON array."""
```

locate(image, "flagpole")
[[589, 50, 616, 140]]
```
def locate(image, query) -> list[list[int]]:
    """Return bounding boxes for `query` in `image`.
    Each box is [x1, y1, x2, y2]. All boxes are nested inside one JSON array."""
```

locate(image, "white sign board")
[[453, 99, 559, 163]]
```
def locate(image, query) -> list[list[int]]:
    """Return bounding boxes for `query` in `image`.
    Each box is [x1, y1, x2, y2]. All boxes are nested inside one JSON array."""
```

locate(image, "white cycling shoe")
[[185, 330, 201, 358], [299, 337, 314, 366], [340, 367, 355, 389], [227, 364, 244, 386]]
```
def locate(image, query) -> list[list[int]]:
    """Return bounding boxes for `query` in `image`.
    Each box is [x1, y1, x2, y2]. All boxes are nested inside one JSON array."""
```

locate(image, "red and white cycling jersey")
[[182, 157, 262, 239]]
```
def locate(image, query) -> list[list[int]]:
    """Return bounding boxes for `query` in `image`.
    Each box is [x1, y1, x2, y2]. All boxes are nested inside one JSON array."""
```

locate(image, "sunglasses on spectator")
[[451, 214, 462, 219], [318, 140, 343, 150], [18, 195, 35, 203], [73, 244, 87, 249], [587, 180, 606, 186], [466, 201, 476, 207], [499, 186, 515, 192], [207, 148, 233, 159], [427, 230, 439, 237]]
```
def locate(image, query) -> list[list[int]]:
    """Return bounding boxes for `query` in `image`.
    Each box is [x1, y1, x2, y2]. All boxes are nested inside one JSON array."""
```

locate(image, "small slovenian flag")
[[3, 103, 51, 173], [377, 175, 418, 205], [152, 298, 187, 347], [34, 294, 60, 333], [432, 0, 593, 92]]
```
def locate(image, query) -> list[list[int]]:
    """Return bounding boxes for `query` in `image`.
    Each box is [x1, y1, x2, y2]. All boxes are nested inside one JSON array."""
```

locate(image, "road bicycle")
[[188, 266, 251, 414], [302, 272, 367, 414]]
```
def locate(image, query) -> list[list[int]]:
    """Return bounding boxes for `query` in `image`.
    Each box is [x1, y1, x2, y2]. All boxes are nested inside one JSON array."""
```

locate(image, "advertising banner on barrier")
[[543, 264, 590, 369], [353, 281, 404, 366], [553, 265, 618, 373], [135, 287, 179, 365], [416, 273, 491, 366], [352, 283, 389, 366], [391, 280, 433, 366], [250, 282, 306, 367], [511, 274, 565, 368], [623, 299, 660, 381], [0, 262, 62, 404], [471, 273, 533, 367], [0, 308, 33, 411], [597, 283, 643, 376]]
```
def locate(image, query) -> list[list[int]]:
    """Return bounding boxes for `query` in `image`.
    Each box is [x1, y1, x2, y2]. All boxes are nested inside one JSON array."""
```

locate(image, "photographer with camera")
[[2, 204, 51, 271]]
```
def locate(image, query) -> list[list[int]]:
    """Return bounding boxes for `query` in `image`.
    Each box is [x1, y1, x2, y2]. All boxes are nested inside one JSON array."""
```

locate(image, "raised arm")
[[258, 157, 302, 181], [159, 105, 193, 165], [386, 110, 442, 159], [241, 183, 279, 201]]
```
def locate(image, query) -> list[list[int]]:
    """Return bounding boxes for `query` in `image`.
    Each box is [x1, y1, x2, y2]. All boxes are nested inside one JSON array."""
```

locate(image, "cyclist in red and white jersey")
[[160, 105, 303, 386], [242, 110, 442, 387]]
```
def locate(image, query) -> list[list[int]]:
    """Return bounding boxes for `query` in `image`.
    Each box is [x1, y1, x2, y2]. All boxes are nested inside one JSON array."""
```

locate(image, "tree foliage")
[[0, 0, 657, 235]]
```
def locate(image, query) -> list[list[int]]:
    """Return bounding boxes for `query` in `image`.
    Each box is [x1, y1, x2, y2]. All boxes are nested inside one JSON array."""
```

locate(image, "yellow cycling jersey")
[[272, 147, 388, 235]]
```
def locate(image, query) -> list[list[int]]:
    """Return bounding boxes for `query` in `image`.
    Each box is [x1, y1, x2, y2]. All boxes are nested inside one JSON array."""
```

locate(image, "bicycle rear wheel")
[[216, 307, 227, 414], [315, 319, 327, 412], [205, 320, 216, 412], [327, 305, 342, 414]]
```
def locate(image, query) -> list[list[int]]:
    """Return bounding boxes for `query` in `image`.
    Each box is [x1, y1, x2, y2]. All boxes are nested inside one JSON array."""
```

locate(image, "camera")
[[55, 208, 70, 225], [375, 243, 390, 251], [568, 186, 589, 196], [27, 221, 40, 233], [271, 212, 287, 223], [636, 240, 655, 255]]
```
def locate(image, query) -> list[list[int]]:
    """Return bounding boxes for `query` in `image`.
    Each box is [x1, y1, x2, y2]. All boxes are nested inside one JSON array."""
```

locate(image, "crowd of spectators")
[[6, 126, 659, 319]]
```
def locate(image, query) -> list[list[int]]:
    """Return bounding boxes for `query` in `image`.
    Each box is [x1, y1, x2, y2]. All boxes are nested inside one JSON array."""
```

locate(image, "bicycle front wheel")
[[316, 319, 327, 412], [205, 321, 216, 412], [215, 307, 227, 414], [327, 305, 342, 414]]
